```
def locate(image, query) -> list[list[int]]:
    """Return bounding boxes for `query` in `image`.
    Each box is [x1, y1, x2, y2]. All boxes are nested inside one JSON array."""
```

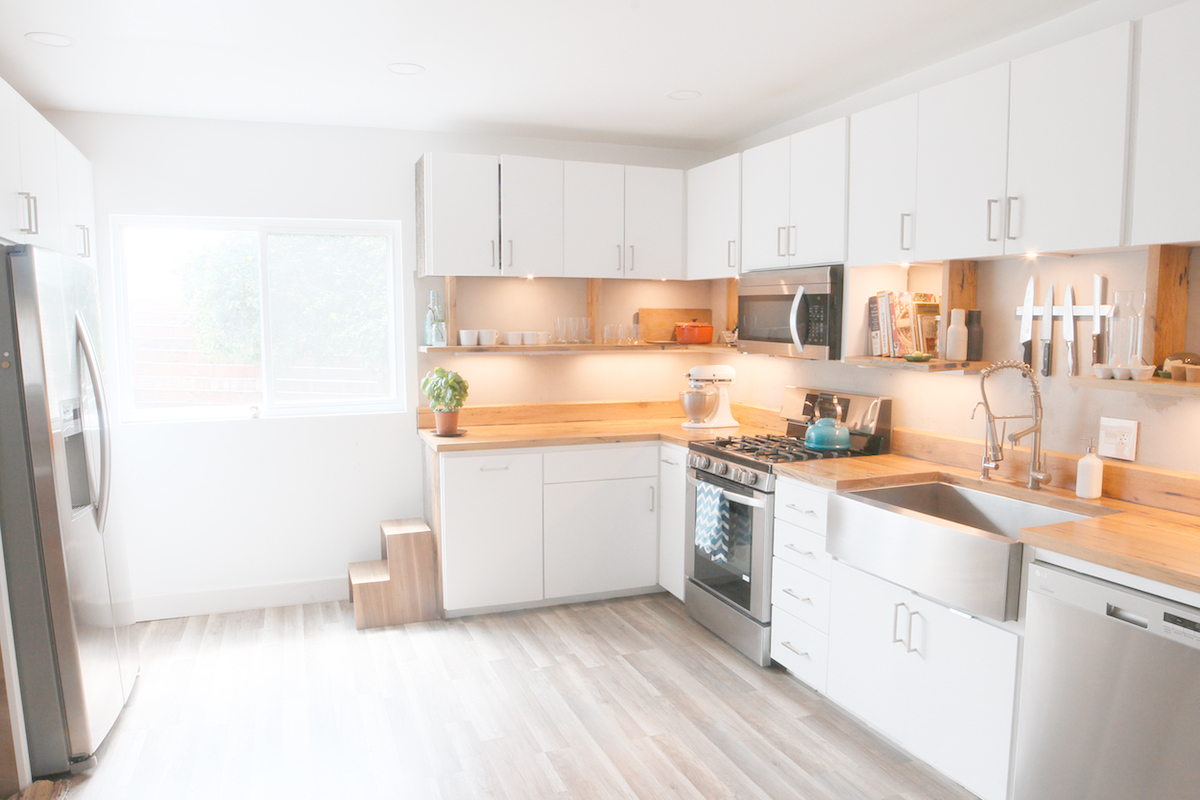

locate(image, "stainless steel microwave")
[[736, 265, 843, 360]]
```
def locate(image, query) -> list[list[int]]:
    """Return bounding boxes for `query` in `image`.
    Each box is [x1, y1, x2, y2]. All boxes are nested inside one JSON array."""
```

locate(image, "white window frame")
[[111, 215, 405, 422]]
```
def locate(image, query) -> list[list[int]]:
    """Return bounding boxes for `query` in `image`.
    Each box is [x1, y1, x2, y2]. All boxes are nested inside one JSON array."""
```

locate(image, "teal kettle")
[[805, 401, 851, 451]]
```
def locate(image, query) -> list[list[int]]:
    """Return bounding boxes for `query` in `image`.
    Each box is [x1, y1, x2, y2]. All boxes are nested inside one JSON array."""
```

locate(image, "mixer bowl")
[[680, 389, 718, 423]]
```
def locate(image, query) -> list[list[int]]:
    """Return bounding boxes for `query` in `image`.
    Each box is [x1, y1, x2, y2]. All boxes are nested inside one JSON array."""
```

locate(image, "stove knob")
[[697, 456, 711, 470], [714, 462, 729, 476], [743, 472, 759, 487], [731, 468, 745, 483], [687, 454, 698, 468]]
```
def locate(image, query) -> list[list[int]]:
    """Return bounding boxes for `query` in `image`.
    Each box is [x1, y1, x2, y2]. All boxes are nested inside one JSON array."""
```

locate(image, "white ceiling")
[[0, 0, 1097, 150]]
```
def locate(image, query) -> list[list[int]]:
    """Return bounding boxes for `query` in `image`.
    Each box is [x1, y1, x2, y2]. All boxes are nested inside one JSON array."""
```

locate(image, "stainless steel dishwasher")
[[1013, 562, 1200, 799]]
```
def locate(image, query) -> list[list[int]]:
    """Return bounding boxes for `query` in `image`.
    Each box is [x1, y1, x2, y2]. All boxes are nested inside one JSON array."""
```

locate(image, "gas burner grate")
[[709, 434, 855, 462]]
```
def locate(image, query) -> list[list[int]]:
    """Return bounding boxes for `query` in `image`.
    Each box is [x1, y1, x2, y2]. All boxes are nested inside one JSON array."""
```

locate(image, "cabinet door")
[[55, 135, 96, 263], [686, 154, 740, 279], [847, 95, 918, 267], [563, 160, 625, 278], [788, 117, 847, 266], [624, 165, 683, 280], [500, 155, 563, 277], [1006, 22, 1132, 255], [74, 147, 96, 266], [440, 452, 543, 611], [740, 137, 791, 272], [421, 152, 500, 276], [915, 64, 1009, 261], [16, 102, 61, 253], [1131, 0, 1200, 245], [0, 81, 23, 244], [544, 476, 658, 599], [657, 443, 687, 601]]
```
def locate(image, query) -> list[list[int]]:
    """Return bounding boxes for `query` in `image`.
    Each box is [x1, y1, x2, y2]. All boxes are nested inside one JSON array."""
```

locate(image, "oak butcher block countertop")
[[419, 415, 1200, 596]]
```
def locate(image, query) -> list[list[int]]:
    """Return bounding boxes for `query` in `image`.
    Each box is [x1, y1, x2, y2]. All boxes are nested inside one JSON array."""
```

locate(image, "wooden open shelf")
[[844, 355, 990, 373], [1069, 375, 1200, 397], [420, 342, 693, 355]]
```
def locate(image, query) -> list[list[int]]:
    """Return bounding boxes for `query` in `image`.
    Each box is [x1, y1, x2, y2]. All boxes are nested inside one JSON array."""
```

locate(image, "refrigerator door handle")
[[75, 313, 111, 535]]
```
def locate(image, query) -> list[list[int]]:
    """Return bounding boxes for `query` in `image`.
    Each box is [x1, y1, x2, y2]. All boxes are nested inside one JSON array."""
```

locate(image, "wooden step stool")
[[347, 518, 439, 630]]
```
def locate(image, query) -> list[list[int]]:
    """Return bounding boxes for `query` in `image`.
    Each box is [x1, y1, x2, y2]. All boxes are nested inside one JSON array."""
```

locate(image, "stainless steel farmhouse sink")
[[827, 480, 1116, 621]]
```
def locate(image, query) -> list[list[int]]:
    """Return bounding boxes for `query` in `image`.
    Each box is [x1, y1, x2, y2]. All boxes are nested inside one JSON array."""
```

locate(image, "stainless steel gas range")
[[684, 386, 892, 666]]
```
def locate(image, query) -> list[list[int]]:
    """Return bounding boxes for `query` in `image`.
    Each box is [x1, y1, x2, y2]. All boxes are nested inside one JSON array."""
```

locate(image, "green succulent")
[[421, 367, 469, 412]]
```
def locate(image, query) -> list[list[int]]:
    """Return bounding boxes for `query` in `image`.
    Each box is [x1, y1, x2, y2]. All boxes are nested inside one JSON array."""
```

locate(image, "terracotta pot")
[[434, 410, 460, 435]]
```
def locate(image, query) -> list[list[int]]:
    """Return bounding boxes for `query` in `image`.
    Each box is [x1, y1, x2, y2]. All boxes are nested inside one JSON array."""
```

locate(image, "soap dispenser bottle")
[[1076, 437, 1104, 499]]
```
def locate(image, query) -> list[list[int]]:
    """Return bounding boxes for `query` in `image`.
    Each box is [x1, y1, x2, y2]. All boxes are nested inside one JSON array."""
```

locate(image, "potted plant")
[[421, 367, 469, 435]]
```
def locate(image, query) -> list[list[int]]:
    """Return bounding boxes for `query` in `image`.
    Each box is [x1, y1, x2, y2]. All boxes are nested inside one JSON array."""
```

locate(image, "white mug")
[[503, 332, 523, 346], [523, 331, 539, 345], [458, 329, 479, 346], [536, 331, 551, 345], [478, 329, 499, 346]]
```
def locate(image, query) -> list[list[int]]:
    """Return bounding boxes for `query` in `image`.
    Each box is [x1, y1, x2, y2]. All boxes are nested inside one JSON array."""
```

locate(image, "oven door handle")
[[687, 476, 768, 509], [788, 286, 806, 353]]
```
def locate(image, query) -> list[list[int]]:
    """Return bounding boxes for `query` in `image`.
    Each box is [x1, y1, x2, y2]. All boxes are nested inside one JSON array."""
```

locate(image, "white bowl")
[[503, 332, 523, 345], [1112, 366, 1132, 380], [1093, 364, 1114, 379], [1130, 365, 1154, 381]]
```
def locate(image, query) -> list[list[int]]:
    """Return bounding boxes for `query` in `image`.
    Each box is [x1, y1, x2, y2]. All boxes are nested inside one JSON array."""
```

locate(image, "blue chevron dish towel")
[[695, 482, 730, 563]]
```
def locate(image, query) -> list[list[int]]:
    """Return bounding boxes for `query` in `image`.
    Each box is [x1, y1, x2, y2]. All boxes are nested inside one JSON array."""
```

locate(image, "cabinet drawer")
[[543, 444, 659, 483], [775, 479, 828, 532], [771, 557, 831, 632], [771, 606, 828, 693], [773, 519, 832, 578]]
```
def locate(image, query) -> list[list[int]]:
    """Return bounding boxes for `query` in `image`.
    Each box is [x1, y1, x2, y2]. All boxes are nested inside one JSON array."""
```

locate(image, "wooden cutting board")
[[638, 308, 713, 343]]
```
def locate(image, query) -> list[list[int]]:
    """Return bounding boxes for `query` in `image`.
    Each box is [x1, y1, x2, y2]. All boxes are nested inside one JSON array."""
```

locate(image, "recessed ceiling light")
[[387, 62, 426, 76], [668, 90, 701, 101], [25, 31, 74, 47]]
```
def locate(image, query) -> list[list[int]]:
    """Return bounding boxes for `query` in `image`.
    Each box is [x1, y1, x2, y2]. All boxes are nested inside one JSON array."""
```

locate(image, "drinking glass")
[[603, 323, 619, 344], [619, 324, 632, 344], [554, 317, 569, 344], [566, 317, 581, 344], [581, 317, 594, 344]]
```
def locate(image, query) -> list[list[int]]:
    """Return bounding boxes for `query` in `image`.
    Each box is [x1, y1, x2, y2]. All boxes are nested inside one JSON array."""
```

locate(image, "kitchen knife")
[[1092, 274, 1105, 365], [1063, 283, 1076, 377], [1041, 284, 1054, 377], [1019, 276, 1035, 366]]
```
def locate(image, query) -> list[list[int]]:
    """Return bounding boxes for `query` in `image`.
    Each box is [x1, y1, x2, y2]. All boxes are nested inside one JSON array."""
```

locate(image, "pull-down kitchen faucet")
[[973, 360, 1050, 490]]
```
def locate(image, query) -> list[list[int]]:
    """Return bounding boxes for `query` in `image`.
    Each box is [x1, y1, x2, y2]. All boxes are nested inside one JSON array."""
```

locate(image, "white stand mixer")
[[680, 365, 739, 429]]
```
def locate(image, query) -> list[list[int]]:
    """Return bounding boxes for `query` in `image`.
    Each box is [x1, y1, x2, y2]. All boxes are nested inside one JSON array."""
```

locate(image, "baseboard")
[[443, 586, 665, 619], [132, 577, 349, 622]]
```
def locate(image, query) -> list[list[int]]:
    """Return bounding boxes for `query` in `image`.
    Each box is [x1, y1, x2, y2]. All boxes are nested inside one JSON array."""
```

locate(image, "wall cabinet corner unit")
[[1131, 0, 1200, 245], [686, 154, 740, 279], [827, 561, 1018, 800], [438, 442, 662, 614], [564, 162, 683, 280], [741, 117, 848, 273]]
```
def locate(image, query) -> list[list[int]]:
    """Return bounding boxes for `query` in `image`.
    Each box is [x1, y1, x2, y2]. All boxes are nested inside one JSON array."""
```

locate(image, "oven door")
[[685, 470, 774, 623]]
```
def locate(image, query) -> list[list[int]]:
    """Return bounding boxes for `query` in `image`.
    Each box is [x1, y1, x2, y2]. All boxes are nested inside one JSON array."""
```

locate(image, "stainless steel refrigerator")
[[0, 244, 136, 776]]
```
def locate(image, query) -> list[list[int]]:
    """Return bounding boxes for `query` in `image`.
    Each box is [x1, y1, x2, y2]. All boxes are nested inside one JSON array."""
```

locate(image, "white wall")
[[46, 110, 706, 620]]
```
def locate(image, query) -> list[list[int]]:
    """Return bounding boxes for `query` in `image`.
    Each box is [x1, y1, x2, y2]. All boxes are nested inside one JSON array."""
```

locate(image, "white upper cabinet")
[[1005, 21, 1133, 255], [0, 81, 23, 245], [564, 160, 626, 278], [624, 165, 683, 280], [741, 136, 792, 272], [16, 100, 62, 254], [417, 152, 500, 277], [847, 95, 918, 267], [686, 154, 741, 279], [1131, 0, 1200, 245], [499, 155, 563, 277], [742, 118, 848, 272], [56, 135, 95, 265], [789, 117, 848, 266], [915, 63, 1010, 261], [563, 161, 683, 280]]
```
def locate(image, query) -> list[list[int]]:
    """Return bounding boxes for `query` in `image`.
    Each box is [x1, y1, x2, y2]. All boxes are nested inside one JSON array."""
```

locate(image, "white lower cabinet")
[[439, 451, 544, 611], [544, 475, 658, 598], [827, 561, 1018, 800], [657, 443, 688, 601]]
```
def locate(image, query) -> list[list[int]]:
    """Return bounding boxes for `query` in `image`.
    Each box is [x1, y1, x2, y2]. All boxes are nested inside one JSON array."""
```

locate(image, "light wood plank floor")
[[65, 594, 977, 800]]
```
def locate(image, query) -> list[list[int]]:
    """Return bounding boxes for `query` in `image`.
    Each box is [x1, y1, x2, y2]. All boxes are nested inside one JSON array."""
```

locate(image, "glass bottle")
[[425, 290, 447, 346], [965, 309, 984, 362], [1108, 290, 1144, 367]]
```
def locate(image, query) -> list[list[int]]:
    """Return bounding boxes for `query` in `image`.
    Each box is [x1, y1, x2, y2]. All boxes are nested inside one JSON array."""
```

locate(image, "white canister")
[[946, 308, 968, 361]]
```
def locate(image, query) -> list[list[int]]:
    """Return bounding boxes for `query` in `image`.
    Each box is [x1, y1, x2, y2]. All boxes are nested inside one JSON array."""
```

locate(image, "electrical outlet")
[[1097, 417, 1138, 461]]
